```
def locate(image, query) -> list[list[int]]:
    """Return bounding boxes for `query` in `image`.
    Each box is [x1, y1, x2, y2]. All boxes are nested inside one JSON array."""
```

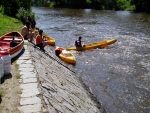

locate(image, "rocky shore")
[[3, 39, 106, 113], [18, 41, 106, 113]]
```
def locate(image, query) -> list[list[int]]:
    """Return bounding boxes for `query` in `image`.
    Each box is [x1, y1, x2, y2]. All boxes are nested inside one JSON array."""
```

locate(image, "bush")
[[115, 0, 131, 10], [16, 7, 36, 25]]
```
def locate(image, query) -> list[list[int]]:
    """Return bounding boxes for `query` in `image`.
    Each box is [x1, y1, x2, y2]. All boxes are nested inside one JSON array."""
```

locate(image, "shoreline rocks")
[[28, 42, 106, 113]]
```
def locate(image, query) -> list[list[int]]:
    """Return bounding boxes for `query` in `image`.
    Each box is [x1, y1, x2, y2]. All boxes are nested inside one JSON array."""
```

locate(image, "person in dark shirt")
[[28, 16, 36, 29], [75, 36, 84, 47]]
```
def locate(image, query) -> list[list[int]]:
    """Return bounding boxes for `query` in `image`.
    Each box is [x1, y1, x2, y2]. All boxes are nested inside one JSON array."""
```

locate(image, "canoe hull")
[[56, 46, 76, 64], [43, 36, 55, 46], [59, 53, 76, 64], [0, 31, 24, 59], [66, 39, 117, 51]]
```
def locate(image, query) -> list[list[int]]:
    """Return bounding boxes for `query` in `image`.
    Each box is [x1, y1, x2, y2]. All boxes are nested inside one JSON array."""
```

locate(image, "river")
[[32, 6, 150, 113]]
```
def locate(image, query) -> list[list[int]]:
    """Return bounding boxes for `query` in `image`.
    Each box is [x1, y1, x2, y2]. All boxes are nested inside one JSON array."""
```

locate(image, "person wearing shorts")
[[21, 22, 34, 41]]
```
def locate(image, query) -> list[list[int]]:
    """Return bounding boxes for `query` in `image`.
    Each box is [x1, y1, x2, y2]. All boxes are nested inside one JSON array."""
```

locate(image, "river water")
[[32, 7, 150, 113]]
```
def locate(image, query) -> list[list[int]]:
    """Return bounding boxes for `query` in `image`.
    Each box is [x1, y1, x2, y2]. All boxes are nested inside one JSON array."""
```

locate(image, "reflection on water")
[[32, 7, 150, 113]]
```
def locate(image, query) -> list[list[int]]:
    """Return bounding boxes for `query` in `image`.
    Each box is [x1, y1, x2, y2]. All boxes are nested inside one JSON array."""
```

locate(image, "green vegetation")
[[14, 63, 19, 69], [0, 0, 35, 24], [16, 74, 21, 79], [0, 91, 4, 97], [16, 7, 36, 24], [0, 13, 23, 36], [0, 105, 4, 110], [32, 0, 150, 12], [0, 0, 31, 17]]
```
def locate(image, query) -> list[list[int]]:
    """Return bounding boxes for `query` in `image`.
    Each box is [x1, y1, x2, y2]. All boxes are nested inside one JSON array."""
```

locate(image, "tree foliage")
[[0, 0, 32, 17], [33, 0, 150, 12], [133, 0, 150, 12], [16, 7, 35, 24], [1, 0, 150, 15]]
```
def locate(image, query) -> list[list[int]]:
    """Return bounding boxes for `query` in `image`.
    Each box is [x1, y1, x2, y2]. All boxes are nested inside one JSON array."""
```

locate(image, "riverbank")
[[0, 13, 106, 113], [0, 40, 106, 112], [0, 13, 23, 36], [0, 60, 21, 113], [0, 13, 23, 113], [27, 41, 106, 112]]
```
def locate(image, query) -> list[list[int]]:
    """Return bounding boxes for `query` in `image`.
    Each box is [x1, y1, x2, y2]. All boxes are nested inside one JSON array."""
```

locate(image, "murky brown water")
[[32, 7, 150, 113]]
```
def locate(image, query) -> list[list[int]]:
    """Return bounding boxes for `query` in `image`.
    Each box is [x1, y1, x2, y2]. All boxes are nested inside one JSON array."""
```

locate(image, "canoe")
[[43, 35, 55, 46], [66, 39, 117, 51], [55, 46, 76, 64], [0, 31, 24, 59]]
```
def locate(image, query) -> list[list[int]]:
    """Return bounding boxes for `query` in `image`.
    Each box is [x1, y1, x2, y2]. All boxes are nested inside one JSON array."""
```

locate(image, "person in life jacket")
[[36, 29, 48, 50], [55, 48, 63, 57], [75, 36, 84, 47]]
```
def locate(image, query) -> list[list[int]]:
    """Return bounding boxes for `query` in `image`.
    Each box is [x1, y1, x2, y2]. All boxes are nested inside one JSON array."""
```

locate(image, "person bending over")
[[21, 22, 34, 42], [36, 29, 48, 50]]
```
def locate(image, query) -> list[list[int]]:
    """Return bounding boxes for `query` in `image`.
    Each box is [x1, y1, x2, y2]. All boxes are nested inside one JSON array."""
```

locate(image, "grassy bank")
[[0, 13, 23, 36], [0, 13, 24, 113]]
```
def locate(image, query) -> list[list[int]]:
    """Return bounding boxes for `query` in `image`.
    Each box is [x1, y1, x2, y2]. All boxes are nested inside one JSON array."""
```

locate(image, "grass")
[[0, 14, 24, 113], [0, 13, 23, 36], [16, 74, 21, 79], [0, 91, 4, 97], [15, 63, 19, 69], [0, 105, 4, 110]]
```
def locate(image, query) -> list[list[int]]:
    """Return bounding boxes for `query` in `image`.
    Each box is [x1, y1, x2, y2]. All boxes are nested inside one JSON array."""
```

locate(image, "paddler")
[[74, 36, 84, 47]]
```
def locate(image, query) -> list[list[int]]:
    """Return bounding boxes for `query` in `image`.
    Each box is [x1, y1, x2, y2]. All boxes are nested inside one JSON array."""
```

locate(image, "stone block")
[[18, 104, 42, 113], [20, 96, 41, 105]]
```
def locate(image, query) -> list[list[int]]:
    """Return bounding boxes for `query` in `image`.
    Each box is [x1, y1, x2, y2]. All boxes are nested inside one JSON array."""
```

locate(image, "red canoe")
[[0, 31, 24, 59]]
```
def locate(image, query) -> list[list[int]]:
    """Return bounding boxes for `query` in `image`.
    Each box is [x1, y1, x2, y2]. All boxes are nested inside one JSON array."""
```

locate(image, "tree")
[[132, 0, 150, 12], [0, 0, 32, 17]]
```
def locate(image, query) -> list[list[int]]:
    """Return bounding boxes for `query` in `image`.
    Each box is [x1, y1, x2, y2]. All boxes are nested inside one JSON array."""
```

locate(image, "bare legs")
[[27, 32, 34, 42], [43, 41, 48, 49]]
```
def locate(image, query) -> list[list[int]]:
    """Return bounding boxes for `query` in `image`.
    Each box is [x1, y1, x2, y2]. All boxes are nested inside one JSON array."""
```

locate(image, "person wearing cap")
[[21, 22, 34, 41], [75, 36, 84, 47], [35, 29, 48, 50]]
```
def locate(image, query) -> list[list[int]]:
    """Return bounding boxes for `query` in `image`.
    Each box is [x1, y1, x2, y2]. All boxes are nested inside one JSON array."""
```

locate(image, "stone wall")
[[28, 43, 106, 113]]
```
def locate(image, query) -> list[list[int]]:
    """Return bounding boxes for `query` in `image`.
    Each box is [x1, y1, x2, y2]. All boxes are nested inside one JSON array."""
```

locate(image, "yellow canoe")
[[56, 46, 76, 64], [66, 39, 117, 51], [43, 35, 55, 46]]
